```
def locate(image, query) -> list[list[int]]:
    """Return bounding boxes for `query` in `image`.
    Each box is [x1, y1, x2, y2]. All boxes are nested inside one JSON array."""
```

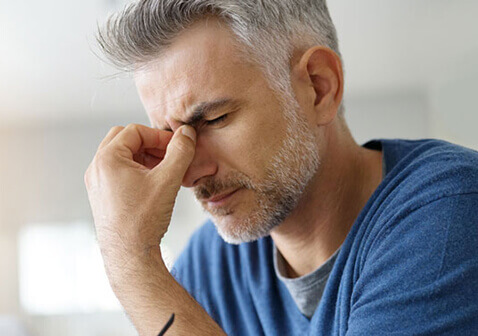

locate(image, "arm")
[[104, 246, 226, 336], [84, 123, 226, 336]]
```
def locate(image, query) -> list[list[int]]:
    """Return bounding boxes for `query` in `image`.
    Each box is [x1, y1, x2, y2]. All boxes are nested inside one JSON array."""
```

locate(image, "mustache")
[[193, 171, 255, 200]]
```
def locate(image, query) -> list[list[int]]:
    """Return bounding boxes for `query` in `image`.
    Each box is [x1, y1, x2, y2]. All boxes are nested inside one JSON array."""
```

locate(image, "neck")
[[270, 120, 382, 278]]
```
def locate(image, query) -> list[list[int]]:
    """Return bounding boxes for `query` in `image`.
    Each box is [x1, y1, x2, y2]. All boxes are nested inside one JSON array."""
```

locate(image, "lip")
[[205, 189, 240, 205]]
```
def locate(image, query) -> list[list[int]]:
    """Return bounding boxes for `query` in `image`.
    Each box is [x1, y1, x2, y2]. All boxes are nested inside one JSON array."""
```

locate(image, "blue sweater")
[[172, 139, 478, 335]]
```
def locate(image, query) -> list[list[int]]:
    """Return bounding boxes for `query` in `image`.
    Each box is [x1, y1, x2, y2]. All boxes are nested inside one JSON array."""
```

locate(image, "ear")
[[295, 46, 344, 126]]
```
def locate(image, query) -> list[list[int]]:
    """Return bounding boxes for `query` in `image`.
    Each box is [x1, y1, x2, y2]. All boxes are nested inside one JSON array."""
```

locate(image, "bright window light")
[[18, 221, 121, 315]]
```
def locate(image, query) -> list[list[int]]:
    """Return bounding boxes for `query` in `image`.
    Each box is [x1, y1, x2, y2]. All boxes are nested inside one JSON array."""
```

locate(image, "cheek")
[[202, 117, 286, 176], [201, 128, 253, 169], [245, 113, 287, 165]]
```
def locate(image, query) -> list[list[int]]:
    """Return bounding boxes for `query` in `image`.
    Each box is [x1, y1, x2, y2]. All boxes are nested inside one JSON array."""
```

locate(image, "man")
[[84, 1, 478, 335]]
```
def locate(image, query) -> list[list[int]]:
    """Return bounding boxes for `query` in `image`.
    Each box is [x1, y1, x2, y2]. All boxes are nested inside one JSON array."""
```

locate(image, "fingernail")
[[181, 125, 196, 142]]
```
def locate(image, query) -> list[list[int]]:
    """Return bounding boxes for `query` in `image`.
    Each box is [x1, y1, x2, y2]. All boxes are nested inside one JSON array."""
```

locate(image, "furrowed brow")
[[153, 98, 241, 131], [185, 98, 241, 128]]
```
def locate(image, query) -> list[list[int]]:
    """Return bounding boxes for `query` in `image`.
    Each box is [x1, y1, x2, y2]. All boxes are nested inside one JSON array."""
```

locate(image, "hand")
[[84, 124, 226, 336], [84, 123, 196, 280]]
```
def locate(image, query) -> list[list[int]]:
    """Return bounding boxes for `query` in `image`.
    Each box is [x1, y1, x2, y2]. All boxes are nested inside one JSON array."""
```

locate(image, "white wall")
[[428, 52, 478, 150], [345, 91, 429, 144]]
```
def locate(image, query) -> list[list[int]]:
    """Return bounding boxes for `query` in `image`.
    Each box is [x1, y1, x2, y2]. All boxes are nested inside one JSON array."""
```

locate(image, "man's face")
[[135, 20, 319, 243]]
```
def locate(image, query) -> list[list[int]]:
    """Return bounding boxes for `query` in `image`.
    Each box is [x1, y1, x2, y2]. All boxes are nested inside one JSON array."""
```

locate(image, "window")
[[18, 222, 121, 315]]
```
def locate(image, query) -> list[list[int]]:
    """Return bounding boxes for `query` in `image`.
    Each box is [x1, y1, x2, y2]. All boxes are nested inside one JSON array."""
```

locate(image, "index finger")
[[110, 123, 174, 155], [97, 126, 124, 151]]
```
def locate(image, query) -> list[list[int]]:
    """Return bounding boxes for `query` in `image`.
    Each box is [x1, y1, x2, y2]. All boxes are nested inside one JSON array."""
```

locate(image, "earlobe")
[[299, 46, 344, 126]]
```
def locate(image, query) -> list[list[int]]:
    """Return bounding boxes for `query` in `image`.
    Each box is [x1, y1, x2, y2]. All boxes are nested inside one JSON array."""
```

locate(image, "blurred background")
[[1, 0, 477, 335]]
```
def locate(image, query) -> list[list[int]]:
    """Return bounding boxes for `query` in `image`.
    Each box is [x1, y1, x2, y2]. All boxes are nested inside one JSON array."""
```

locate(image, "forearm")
[[85, 124, 214, 334], [105, 247, 227, 336]]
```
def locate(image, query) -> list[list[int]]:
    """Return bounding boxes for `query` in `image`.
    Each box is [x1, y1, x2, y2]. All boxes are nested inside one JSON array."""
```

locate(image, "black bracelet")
[[157, 313, 175, 336]]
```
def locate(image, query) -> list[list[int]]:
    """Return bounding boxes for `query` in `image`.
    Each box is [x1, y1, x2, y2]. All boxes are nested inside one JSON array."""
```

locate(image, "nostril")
[[192, 177, 202, 187], [182, 171, 202, 189]]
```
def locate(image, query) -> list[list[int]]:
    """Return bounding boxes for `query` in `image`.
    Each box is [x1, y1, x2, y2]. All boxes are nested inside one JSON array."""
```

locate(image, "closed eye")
[[206, 114, 228, 126]]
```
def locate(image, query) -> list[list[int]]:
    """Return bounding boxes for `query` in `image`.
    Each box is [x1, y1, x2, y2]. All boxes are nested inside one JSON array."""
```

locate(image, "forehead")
[[134, 19, 260, 128]]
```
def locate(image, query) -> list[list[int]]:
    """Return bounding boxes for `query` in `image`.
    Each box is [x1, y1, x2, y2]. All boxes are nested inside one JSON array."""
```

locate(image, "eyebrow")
[[158, 98, 241, 131]]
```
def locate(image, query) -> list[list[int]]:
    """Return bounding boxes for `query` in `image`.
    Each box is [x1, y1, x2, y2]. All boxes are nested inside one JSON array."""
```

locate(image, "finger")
[[143, 152, 163, 169], [97, 126, 125, 151], [110, 123, 174, 157], [132, 148, 165, 169], [144, 148, 166, 158], [152, 125, 196, 185]]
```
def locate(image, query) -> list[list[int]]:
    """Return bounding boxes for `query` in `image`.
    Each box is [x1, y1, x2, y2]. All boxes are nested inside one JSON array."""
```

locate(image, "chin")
[[210, 210, 277, 245]]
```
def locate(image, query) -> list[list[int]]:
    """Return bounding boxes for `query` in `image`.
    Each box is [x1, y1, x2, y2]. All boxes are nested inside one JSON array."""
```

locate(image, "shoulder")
[[353, 139, 478, 298], [381, 138, 478, 195], [347, 192, 478, 334], [362, 139, 478, 254], [346, 140, 478, 333], [363, 139, 478, 230]]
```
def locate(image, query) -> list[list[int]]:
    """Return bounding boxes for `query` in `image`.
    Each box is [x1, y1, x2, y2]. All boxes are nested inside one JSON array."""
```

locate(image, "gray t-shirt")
[[273, 245, 341, 318]]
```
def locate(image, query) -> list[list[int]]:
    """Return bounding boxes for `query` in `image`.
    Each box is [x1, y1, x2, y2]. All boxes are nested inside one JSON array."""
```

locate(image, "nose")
[[167, 118, 217, 187], [181, 133, 218, 188]]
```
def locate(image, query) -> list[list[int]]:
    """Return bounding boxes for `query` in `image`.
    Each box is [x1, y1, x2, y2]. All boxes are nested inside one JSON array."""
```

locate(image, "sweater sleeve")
[[346, 193, 478, 336]]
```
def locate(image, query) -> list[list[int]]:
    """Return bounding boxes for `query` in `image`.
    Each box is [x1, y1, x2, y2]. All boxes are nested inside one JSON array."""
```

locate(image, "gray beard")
[[202, 99, 320, 244]]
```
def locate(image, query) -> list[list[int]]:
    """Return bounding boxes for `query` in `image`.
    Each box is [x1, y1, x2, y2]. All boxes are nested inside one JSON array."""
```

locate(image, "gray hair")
[[97, 0, 345, 116]]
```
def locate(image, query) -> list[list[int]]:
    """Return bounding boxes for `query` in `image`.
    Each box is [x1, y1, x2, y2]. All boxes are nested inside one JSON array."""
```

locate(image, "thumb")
[[153, 125, 196, 186]]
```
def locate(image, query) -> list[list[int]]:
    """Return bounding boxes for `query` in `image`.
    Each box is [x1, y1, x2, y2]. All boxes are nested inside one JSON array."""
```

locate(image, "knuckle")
[[111, 125, 124, 132], [108, 125, 124, 135], [125, 123, 141, 132], [84, 163, 98, 189]]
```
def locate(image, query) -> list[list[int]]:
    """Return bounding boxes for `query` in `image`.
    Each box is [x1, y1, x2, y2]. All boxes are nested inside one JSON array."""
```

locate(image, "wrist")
[[101, 242, 168, 290]]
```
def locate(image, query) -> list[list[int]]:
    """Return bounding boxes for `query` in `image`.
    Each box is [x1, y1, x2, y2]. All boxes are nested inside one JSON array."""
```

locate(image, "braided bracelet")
[[157, 313, 175, 336]]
